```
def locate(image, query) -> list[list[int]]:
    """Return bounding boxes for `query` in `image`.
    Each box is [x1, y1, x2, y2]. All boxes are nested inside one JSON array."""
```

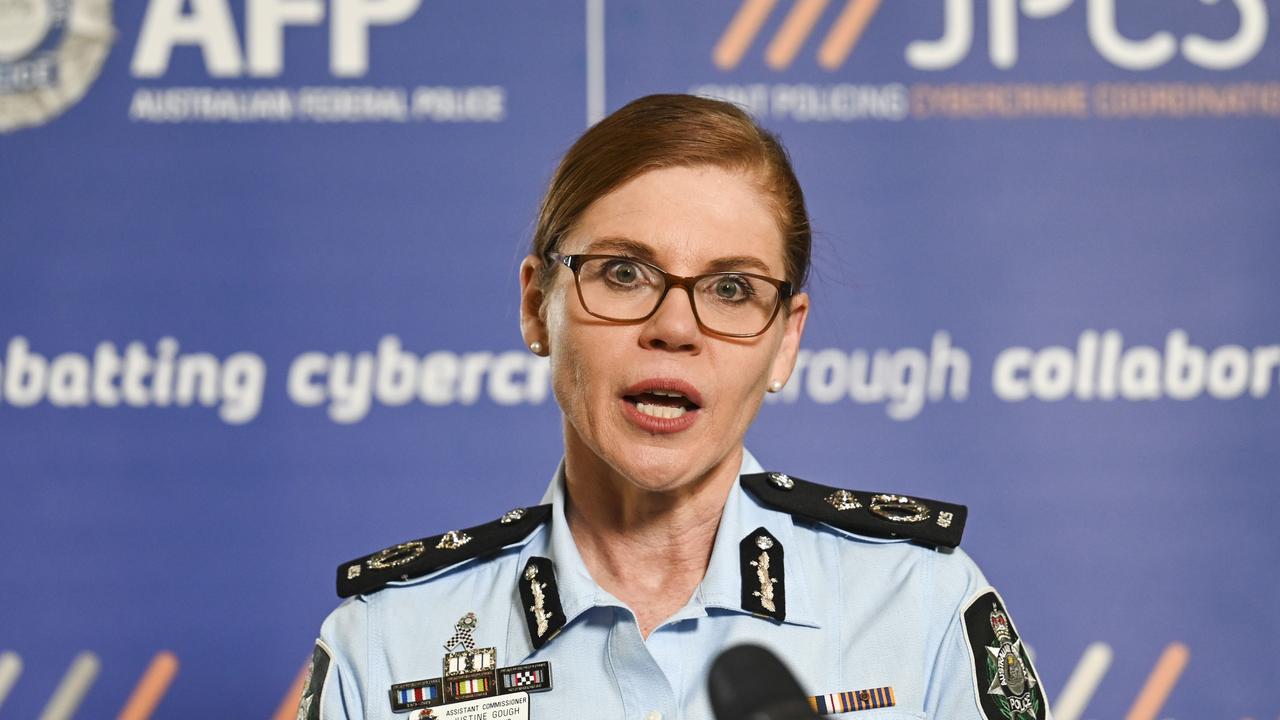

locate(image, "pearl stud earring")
[[768, 380, 783, 393], [529, 341, 544, 355]]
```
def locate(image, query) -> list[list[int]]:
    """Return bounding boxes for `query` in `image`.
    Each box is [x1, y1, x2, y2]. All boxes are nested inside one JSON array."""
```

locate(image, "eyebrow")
[[582, 236, 776, 276], [583, 237, 657, 261], [705, 255, 773, 275]]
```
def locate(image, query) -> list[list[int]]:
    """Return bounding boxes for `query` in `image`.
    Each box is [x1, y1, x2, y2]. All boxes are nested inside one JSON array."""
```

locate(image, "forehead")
[[565, 165, 786, 275]]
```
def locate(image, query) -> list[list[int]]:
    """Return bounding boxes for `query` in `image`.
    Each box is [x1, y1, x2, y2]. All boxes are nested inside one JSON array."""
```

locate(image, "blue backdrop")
[[3, 1, 1278, 718]]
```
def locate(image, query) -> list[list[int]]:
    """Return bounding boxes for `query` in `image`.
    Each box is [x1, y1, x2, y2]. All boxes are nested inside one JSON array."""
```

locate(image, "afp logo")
[[131, 0, 421, 78], [0, 0, 116, 133], [714, 0, 1270, 72]]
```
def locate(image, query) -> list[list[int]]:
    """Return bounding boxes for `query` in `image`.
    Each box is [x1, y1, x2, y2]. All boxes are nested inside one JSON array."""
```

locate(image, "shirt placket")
[[607, 606, 679, 720]]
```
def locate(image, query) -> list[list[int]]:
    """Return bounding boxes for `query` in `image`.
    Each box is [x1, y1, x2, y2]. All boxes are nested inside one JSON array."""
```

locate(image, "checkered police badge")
[[498, 661, 552, 694]]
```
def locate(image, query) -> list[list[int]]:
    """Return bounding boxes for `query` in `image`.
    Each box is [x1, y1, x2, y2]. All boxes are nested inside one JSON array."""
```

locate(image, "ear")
[[519, 255, 549, 354], [768, 292, 809, 388]]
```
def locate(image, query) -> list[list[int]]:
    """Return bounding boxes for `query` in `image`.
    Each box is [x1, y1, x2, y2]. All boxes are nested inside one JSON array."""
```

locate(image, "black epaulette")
[[741, 472, 967, 549], [336, 505, 552, 598]]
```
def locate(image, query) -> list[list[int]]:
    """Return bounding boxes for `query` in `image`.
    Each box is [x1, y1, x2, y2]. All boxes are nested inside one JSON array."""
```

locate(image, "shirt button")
[[644, 712, 662, 720]]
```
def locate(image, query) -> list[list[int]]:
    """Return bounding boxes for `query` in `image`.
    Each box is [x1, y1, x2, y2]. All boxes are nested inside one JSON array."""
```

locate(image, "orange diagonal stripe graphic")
[[273, 660, 312, 720], [765, 0, 830, 70], [818, 0, 882, 69], [117, 651, 179, 720], [713, 0, 779, 70], [1124, 642, 1190, 720]]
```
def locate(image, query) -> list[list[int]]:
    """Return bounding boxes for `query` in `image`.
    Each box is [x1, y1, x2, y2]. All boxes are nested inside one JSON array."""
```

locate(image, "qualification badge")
[[388, 613, 552, 716], [961, 589, 1047, 720], [441, 612, 499, 702]]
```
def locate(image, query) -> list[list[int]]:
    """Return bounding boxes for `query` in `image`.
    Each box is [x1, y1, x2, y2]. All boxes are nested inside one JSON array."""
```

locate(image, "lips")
[[621, 379, 703, 432]]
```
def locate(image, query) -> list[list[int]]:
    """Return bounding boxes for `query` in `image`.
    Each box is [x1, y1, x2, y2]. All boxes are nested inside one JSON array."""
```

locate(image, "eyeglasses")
[[547, 253, 794, 338]]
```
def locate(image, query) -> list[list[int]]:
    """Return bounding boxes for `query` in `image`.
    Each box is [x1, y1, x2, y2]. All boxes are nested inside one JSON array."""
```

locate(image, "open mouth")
[[621, 380, 704, 425], [624, 389, 701, 419]]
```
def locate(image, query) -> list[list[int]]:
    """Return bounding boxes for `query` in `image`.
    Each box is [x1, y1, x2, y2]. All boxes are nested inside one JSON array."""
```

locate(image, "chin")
[[605, 437, 733, 495]]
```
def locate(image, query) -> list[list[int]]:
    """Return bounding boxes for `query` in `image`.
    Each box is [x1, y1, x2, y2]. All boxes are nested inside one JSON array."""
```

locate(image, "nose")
[[639, 284, 702, 352]]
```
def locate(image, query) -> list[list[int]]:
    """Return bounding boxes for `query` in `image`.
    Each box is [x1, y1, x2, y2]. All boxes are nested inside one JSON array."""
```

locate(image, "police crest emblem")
[[0, 0, 115, 133], [296, 641, 332, 720], [961, 589, 1046, 720]]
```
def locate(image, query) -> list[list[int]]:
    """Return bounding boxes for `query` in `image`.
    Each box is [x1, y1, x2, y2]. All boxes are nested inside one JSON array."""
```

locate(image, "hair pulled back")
[[531, 94, 811, 292]]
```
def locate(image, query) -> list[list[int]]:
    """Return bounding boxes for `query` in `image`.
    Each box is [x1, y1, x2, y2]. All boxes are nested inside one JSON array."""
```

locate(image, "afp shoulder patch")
[[297, 641, 332, 720], [740, 472, 967, 548], [961, 589, 1047, 720], [337, 505, 552, 597]]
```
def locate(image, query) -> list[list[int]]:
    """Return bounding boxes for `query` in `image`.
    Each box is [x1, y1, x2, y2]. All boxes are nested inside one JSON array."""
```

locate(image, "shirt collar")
[[506, 450, 820, 660], [694, 449, 820, 629], [506, 458, 606, 662]]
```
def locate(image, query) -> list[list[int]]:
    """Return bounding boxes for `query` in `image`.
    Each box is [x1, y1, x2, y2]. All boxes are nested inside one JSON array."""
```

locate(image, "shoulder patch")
[[337, 505, 552, 597], [740, 472, 967, 548], [296, 640, 332, 720], [961, 588, 1047, 720]]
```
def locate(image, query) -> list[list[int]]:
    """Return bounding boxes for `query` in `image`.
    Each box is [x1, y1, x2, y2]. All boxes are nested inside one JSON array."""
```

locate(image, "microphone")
[[707, 644, 820, 720]]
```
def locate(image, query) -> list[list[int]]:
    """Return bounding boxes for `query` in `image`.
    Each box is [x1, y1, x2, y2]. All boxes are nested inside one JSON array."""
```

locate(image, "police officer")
[[300, 95, 1049, 720]]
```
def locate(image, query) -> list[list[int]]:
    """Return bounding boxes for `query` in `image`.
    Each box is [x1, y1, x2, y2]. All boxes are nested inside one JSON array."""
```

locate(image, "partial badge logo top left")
[[0, 0, 116, 133]]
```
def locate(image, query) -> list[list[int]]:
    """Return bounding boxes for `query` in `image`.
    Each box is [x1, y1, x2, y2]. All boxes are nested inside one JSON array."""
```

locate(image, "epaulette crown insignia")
[[337, 504, 552, 597], [741, 473, 967, 548]]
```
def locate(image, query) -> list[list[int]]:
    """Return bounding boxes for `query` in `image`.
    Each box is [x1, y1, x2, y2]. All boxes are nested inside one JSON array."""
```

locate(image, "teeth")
[[635, 402, 688, 419], [650, 389, 687, 399]]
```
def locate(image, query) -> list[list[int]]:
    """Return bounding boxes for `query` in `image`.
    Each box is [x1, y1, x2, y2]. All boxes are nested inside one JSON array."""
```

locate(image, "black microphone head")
[[707, 644, 819, 720]]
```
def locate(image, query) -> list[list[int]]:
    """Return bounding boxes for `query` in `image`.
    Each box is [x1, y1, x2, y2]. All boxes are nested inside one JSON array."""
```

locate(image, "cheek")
[[541, 288, 568, 345], [717, 342, 781, 418], [544, 288, 602, 407], [542, 282, 587, 361], [731, 359, 772, 408]]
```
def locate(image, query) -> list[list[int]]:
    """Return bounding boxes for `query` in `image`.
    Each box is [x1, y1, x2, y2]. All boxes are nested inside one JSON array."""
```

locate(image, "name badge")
[[424, 691, 529, 720]]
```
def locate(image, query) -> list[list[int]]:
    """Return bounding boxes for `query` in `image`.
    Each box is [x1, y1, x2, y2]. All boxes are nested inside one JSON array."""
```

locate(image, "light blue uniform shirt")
[[315, 451, 1013, 719]]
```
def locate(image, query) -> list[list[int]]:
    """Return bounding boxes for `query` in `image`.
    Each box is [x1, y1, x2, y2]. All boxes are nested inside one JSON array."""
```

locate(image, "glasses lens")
[[693, 273, 780, 336], [577, 257, 665, 320]]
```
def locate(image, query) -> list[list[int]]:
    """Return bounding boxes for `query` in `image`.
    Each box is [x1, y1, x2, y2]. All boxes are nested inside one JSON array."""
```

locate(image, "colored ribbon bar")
[[808, 686, 895, 714]]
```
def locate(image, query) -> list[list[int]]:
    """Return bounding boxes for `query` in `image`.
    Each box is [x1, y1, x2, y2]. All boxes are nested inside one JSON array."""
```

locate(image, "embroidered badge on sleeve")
[[296, 641, 332, 720], [961, 589, 1047, 720]]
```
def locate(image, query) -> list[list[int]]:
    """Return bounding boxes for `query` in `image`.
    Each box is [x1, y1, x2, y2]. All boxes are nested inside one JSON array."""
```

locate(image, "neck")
[[561, 431, 742, 638]]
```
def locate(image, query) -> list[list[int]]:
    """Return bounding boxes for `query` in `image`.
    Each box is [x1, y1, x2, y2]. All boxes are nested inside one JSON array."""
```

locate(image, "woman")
[[301, 95, 1048, 720]]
